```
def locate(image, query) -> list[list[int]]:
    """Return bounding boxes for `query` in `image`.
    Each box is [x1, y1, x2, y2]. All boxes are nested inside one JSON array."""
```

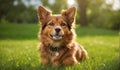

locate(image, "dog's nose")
[[55, 28, 61, 33]]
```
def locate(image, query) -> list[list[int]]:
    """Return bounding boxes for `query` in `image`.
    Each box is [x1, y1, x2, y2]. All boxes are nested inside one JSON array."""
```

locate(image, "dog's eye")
[[61, 22, 66, 26], [49, 22, 54, 26]]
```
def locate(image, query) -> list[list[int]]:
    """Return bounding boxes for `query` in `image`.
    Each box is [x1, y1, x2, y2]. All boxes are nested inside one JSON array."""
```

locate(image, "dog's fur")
[[38, 6, 88, 66]]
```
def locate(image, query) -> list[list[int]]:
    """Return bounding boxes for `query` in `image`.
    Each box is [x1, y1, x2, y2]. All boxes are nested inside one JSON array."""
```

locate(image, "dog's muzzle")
[[50, 33, 63, 40], [50, 28, 64, 40]]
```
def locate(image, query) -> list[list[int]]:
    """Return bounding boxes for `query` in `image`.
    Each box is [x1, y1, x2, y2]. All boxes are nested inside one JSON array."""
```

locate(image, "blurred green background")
[[0, 0, 119, 70], [0, 0, 120, 30]]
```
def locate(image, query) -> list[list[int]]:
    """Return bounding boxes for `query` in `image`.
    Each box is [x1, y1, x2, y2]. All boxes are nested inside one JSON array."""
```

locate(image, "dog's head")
[[38, 6, 76, 41]]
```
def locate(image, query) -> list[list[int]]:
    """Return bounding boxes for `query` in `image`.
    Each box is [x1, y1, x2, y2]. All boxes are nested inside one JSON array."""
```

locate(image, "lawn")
[[0, 23, 119, 70]]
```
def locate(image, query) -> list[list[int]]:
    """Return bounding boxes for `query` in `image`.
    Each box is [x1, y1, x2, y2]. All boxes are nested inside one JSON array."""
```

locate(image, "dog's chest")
[[49, 50, 64, 62], [49, 51, 60, 57]]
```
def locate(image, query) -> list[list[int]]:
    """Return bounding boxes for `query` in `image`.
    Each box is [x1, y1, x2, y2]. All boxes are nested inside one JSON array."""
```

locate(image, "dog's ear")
[[62, 7, 76, 25], [38, 6, 51, 21]]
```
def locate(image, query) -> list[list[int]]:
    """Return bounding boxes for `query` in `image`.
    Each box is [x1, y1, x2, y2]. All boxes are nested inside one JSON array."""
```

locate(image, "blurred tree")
[[0, 0, 14, 20], [50, 0, 67, 14], [40, 0, 50, 6], [0, 0, 37, 23], [88, 0, 120, 30], [9, 0, 26, 22], [87, 0, 104, 27], [40, 0, 67, 14], [12, 1, 37, 23], [110, 10, 120, 30], [77, 0, 88, 26]]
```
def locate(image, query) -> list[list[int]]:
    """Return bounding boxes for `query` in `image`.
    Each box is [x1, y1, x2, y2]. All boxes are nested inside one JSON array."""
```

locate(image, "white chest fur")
[[55, 52, 59, 56]]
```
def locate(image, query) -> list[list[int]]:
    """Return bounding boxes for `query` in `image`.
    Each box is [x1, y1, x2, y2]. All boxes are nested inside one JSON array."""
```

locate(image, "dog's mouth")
[[50, 34, 63, 40]]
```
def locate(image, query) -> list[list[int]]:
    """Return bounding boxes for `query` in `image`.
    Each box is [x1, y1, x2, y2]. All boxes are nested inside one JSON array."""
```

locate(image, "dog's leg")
[[81, 48, 88, 60], [39, 45, 50, 65], [41, 57, 49, 65], [76, 45, 88, 61], [62, 56, 78, 66], [53, 59, 59, 66]]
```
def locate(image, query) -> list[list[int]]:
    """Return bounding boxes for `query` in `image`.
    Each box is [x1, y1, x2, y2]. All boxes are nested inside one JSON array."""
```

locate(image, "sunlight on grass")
[[0, 40, 40, 70]]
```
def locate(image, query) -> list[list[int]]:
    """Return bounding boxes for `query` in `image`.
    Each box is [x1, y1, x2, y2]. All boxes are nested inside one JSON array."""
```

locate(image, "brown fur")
[[38, 6, 88, 66]]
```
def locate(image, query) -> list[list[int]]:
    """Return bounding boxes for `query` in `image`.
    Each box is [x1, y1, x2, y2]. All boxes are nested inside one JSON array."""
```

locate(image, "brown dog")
[[38, 6, 88, 66]]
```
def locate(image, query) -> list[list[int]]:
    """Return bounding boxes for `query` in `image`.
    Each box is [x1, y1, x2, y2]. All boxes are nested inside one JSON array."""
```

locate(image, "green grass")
[[0, 23, 119, 70]]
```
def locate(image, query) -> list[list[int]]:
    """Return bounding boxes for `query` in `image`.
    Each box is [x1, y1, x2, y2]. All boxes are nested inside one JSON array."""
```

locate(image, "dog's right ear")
[[38, 6, 51, 21]]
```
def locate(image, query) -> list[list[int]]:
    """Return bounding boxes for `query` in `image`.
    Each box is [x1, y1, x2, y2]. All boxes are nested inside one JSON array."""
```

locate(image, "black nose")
[[55, 28, 61, 33]]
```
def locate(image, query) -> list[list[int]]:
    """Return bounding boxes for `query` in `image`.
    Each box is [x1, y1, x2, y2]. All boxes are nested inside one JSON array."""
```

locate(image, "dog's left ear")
[[62, 7, 76, 25]]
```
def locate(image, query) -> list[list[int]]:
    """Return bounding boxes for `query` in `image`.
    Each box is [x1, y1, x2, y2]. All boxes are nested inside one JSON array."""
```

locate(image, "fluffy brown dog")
[[38, 6, 88, 66]]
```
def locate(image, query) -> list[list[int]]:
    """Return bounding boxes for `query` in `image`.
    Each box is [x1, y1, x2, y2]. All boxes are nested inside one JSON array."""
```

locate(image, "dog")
[[38, 6, 88, 66]]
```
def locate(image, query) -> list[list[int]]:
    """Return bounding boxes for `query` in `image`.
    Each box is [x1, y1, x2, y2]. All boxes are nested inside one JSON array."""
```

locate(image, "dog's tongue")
[[53, 35, 62, 40], [53, 35, 60, 38]]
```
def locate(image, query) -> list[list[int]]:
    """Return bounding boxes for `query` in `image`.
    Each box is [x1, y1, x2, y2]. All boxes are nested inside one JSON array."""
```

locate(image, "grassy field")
[[0, 23, 119, 70]]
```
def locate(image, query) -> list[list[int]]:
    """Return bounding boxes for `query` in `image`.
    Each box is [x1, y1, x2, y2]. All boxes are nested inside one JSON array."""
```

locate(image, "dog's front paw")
[[41, 59, 49, 66], [53, 61, 59, 66], [62, 57, 78, 66]]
